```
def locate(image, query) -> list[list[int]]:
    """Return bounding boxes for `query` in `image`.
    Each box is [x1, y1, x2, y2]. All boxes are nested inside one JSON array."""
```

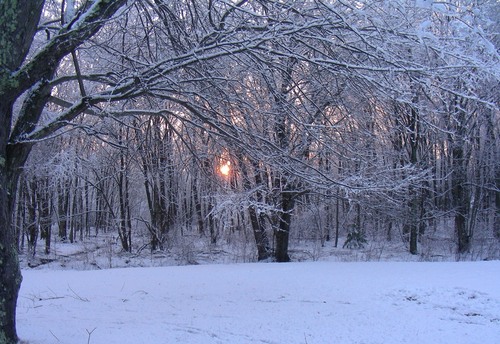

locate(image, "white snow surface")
[[18, 261, 500, 344]]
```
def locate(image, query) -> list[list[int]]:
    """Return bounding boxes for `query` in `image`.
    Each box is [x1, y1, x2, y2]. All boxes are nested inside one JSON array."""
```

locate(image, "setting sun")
[[220, 161, 231, 176]]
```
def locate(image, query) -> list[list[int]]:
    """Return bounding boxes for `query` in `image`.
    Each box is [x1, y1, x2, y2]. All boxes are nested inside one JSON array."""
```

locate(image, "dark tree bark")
[[0, 161, 23, 344], [25, 182, 37, 258], [57, 180, 70, 240], [192, 177, 205, 236], [271, 57, 297, 262], [38, 177, 52, 255], [407, 105, 420, 255], [452, 141, 470, 253], [450, 99, 471, 254], [117, 127, 132, 252], [393, 100, 423, 255], [0, 2, 45, 341], [240, 157, 270, 261], [275, 190, 295, 263]]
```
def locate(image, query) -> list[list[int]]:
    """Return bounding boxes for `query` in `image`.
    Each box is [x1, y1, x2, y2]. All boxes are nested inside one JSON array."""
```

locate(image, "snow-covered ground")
[[18, 260, 500, 344]]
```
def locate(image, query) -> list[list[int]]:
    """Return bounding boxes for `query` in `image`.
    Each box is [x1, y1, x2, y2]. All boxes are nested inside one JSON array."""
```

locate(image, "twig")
[[49, 330, 61, 342], [68, 285, 89, 302], [86, 327, 97, 344], [39, 295, 65, 301]]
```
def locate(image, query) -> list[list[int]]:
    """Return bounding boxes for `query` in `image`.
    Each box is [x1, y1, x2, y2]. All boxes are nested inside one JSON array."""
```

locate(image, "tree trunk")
[[334, 190, 340, 248], [0, 99, 27, 344], [451, 104, 471, 254], [118, 149, 131, 252], [275, 192, 295, 262], [26, 182, 38, 258], [408, 195, 419, 255], [407, 105, 420, 254], [0, 0, 43, 336], [495, 173, 500, 240], [241, 158, 270, 260], [0, 194, 22, 342], [38, 178, 52, 255], [57, 180, 69, 241], [452, 153, 470, 254], [192, 178, 205, 235], [248, 205, 270, 261], [117, 128, 132, 252], [0, 161, 23, 344], [208, 200, 217, 244]]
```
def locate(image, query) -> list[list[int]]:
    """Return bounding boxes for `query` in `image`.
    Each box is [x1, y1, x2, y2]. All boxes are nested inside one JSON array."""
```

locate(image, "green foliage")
[[343, 230, 368, 250]]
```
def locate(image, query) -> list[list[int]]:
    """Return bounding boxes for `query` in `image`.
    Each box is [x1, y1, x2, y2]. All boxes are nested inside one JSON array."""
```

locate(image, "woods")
[[0, 0, 498, 343]]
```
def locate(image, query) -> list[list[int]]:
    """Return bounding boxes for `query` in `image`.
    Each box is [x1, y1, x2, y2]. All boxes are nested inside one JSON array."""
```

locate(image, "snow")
[[18, 261, 500, 344], [415, 0, 433, 9]]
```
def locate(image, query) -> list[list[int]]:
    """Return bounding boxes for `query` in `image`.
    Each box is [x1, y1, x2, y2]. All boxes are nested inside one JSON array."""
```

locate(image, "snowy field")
[[18, 261, 500, 344]]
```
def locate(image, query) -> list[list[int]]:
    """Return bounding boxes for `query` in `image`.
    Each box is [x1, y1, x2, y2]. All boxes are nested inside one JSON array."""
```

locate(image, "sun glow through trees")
[[220, 161, 231, 176]]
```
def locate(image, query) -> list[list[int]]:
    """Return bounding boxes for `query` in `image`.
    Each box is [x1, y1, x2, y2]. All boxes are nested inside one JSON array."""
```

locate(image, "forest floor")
[[17, 233, 500, 344], [18, 227, 500, 271]]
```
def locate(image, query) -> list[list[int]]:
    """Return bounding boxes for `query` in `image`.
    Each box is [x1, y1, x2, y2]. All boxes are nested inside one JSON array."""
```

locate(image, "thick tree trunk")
[[0, 101, 26, 343], [0, 92, 25, 344], [0, 165, 23, 344], [240, 158, 270, 261], [275, 192, 295, 262], [248, 205, 270, 261], [275, 229, 290, 262], [0, 0, 40, 326]]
